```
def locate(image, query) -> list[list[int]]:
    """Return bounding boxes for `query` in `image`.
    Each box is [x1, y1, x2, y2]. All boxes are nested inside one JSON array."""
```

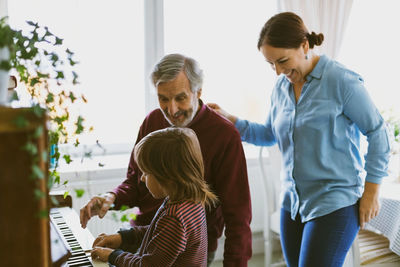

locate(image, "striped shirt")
[[109, 198, 208, 266]]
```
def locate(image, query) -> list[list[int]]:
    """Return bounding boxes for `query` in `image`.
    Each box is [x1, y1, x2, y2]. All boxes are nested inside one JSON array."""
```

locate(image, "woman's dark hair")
[[257, 12, 324, 50]]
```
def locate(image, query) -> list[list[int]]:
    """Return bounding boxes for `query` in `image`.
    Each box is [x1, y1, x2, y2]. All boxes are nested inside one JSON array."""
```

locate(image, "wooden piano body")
[[0, 107, 108, 267]]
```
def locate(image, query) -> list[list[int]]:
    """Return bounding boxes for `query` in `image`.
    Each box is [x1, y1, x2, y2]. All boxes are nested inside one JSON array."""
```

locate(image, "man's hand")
[[93, 233, 122, 249], [80, 192, 116, 228], [359, 182, 380, 229], [91, 247, 113, 262]]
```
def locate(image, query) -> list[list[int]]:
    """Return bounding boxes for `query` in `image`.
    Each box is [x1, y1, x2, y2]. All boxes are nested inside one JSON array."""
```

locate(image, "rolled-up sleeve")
[[342, 73, 390, 184]]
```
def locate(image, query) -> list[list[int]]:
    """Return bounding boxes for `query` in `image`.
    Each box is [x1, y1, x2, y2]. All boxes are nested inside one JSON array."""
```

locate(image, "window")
[[8, 0, 145, 146], [338, 0, 400, 116], [164, 0, 278, 123]]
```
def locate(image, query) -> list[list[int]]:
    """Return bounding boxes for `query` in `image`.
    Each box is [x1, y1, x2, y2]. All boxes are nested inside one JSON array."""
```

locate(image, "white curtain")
[[277, 0, 353, 59], [0, 0, 8, 18]]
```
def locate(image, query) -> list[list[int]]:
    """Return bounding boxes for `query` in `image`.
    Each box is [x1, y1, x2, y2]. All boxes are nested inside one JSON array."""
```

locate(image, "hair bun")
[[307, 31, 324, 48]]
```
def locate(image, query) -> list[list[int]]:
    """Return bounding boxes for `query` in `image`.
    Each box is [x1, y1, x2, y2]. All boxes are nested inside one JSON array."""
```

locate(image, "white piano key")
[[50, 207, 110, 267]]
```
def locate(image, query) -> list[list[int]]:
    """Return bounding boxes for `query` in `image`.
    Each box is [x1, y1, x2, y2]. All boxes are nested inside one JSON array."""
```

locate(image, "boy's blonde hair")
[[134, 127, 218, 208]]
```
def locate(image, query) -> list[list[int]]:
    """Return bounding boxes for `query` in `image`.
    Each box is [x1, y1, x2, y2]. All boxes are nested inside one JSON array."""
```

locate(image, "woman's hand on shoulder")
[[206, 103, 238, 124], [359, 182, 380, 229]]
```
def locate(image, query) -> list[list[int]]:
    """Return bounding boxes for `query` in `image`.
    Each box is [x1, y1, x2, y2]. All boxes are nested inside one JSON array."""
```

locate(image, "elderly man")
[[80, 54, 252, 266]]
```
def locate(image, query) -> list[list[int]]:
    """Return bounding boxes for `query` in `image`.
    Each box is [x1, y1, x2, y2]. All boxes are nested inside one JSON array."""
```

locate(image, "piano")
[[0, 107, 110, 266], [50, 206, 110, 267]]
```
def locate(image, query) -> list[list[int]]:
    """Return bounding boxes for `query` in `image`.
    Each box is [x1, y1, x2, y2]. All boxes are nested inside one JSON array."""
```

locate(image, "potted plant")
[[382, 109, 400, 182], [0, 16, 89, 201]]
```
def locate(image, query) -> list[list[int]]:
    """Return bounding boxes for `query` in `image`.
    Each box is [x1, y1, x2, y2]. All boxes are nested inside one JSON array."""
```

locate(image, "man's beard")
[[162, 99, 199, 127]]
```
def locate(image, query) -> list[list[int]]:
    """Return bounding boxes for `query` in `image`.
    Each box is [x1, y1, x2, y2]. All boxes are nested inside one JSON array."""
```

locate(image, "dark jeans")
[[280, 202, 360, 267]]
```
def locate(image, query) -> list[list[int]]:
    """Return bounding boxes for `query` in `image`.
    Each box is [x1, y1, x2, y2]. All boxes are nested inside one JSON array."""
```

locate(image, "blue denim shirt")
[[235, 55, 390, 222]]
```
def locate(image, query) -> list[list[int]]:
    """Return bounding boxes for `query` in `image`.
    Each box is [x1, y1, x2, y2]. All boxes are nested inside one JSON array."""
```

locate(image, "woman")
[[208, 12, 390, 267]]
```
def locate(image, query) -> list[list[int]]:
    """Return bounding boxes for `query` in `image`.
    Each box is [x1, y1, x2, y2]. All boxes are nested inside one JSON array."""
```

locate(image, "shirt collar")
[[306, 54, 328, 81]]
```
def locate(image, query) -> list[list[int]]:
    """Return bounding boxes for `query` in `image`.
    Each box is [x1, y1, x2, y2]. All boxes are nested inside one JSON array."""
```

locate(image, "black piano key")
[[68, 262, 93, 267]]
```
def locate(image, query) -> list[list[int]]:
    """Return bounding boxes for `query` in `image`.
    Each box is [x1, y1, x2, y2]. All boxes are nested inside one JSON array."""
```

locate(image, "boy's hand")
[[91, 247, 113, 262], [93, 233, 122, 249]]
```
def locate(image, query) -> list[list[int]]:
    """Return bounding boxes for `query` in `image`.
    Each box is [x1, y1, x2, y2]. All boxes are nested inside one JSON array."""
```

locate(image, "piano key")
[[50, 207, 110, 267]]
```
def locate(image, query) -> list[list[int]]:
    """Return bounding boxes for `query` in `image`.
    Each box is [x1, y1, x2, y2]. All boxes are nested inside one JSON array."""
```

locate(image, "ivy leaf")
[[63, 154, 72, 164], [31, 104, 45, 117], [69, 92, 76, 102], [74, 138, 80, 147], [120, 214, 129, 222], [50, 196, 60, 206], [37, 71, 49, 79], [129, 213, 137, 221], [98, 162, 105, 167], [69, 58, 77, 66], [47, 174, 54, 189], [63, 191, 69, 199], [38, 209, 49, 218], [55, 37, 63, 45], [30, 77, 40, 86], [14, 116, 29, 128], [41, 151, 48, 162], [111, 212, 118, 222], [22, 141, 38, 156], [27, 21, 38, 27], [11, 91, 19, 101], [74, 189, 85, 198], [50, 53, 59, 62], [34, 189, 45, 199], [44, 28, 53, 38], [0, 60, 11, 70], [66, 48, 74, 55], [120, 205, 129, 211], [72, 71, 79, 84], [32, 165, 45, 179], [56, 71, 64, 79], [75, 116, 84, 134], [46, 92, 54, 104], [33, 126, 43, 138], [49, 169, 60, 185]]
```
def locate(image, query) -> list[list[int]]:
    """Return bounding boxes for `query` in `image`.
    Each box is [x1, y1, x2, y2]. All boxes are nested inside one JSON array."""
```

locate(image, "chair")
[[259, 145, 286, 267]]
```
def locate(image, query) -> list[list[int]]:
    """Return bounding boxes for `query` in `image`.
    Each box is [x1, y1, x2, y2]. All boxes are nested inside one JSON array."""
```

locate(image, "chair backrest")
[[258, 145, 282, 216], [351, 229, 400, 267]]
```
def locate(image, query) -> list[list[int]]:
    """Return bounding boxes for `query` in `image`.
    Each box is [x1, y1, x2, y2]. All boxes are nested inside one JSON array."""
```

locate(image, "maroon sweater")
[[112, 100, 252, 266], [109, 199, 208, 266]]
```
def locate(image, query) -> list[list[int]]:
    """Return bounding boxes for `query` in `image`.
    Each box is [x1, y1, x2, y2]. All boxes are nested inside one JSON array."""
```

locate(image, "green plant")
[[0, 16, 89, 204], [382, 110, 400, 155], [1, 17, 133, 223]]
